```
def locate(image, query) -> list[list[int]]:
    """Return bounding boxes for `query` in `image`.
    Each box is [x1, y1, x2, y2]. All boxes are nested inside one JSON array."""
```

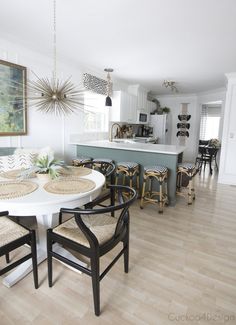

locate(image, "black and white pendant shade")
[[104, 68, 113, 107], [105, 95, 112, 107]]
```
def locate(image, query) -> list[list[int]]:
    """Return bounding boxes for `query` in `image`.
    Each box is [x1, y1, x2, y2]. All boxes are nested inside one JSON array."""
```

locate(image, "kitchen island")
[[71, 140, 185, 206]]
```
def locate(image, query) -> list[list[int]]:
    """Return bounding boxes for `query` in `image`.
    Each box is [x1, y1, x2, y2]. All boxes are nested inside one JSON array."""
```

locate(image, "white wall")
[[218, 74, 236, 185], [1, 37, 231, 176], [0, 37, 112, 162], [157, 94, 198, 161], [157, 89, 226, 162]]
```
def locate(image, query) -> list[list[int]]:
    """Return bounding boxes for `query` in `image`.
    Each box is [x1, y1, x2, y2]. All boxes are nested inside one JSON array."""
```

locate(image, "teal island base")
[[75, 144, 183, 206]]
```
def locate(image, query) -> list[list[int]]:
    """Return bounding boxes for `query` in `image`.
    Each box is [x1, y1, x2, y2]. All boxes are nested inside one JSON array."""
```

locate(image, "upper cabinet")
[[110, 85, 154, 123], [128, 85, 148, 112], [137, 89, 147, 111], [110, 91, 137, 123]]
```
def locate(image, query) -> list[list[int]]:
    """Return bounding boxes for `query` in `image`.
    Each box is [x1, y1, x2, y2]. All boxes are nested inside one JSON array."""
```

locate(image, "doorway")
[[198, 101, 222, 175], [199, 103, 222, 140]]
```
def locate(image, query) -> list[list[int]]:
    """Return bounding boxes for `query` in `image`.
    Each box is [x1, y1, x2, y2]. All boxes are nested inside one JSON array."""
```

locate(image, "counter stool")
[[115, 162, 140, 193], [176, 162, 197, 205], [140, 165, 168, 213], [72, 156, 92, 167]]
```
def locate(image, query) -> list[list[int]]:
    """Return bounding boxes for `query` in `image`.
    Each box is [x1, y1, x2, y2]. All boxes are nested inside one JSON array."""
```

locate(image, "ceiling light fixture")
[[162, 80, 178, 93], [104, 68, 113, 106], [28, 0, 85, 115]]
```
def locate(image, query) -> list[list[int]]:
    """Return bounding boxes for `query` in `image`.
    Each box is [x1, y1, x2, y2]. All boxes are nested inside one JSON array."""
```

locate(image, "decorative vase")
[[36, 173, 51, 183]]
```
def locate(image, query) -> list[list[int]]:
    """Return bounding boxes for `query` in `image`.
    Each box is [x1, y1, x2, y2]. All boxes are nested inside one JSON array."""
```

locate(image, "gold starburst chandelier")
[[29, 0, 84, 115]]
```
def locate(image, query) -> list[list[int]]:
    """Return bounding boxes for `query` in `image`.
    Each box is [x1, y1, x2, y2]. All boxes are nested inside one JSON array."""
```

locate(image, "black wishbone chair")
[[47, 185, 137, 316], [58, 160, 116, 224], [0, 211, 38, 289], [83, 160, 116, 208]]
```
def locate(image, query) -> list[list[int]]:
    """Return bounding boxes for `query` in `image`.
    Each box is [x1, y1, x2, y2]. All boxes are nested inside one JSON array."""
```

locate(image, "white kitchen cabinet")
[[137, 90, 147, 111], [127, 84, 148, 112], [110, 91, 137, 123]]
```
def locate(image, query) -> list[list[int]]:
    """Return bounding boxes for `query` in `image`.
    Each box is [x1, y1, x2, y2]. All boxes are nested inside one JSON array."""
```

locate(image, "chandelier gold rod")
[[53, 0, 57, 83], [27, 0, 86, 115]]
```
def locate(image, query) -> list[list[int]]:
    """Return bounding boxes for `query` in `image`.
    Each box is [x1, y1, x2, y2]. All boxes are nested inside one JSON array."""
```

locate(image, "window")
[[84, 92, 109, 132], [199, 105, 221, 140]]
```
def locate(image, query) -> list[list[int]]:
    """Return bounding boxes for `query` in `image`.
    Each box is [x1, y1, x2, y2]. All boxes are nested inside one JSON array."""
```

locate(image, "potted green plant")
[[33, 155, 66, 180], [22, 149, 66, 181], [162, 107, 170, 114]]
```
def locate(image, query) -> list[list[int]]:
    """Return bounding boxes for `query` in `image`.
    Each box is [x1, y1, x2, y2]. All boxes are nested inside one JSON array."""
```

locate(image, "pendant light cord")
[[53, 0, 57, 83], [107, 72, 111, 97], [29, 0, 84, 115]]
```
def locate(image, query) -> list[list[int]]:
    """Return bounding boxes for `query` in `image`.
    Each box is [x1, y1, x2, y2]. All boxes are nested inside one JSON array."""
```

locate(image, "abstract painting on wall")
[[0, 60, 27, 136]]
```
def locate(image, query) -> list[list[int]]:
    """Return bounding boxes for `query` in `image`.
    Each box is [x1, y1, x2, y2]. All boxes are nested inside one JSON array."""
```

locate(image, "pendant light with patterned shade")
[[104, 68, 113, 106]]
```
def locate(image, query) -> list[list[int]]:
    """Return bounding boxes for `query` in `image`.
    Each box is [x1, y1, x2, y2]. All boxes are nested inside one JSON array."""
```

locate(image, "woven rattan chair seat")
[[53, 214, 117, 247], [0, 216, 29, 247]]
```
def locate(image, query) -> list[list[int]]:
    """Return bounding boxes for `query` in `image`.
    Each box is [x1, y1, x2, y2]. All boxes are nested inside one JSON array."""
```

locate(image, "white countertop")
[[70, 140, 185, 155]]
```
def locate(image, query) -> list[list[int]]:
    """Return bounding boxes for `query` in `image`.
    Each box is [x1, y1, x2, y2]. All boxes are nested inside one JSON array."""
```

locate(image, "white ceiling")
[[1, 0, 236, 95]]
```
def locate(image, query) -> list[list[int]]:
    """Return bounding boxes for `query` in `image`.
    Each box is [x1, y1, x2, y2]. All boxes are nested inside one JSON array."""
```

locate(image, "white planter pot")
[[36, 173, 51, 183]]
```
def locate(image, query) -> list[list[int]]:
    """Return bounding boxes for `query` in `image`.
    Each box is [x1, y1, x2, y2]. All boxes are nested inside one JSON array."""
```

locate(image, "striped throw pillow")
[[0, 153, 37, 172]]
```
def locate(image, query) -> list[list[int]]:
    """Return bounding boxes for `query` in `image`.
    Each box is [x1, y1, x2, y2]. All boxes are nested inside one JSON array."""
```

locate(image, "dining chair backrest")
[[47, 185, 137, 316], [199, 139, 210, 146], [59, 160, 116, 225], [198, 146, 206, 155], [205, 146, 218, 157], [60, 185, 137, 247], [75, 160, 116, 183]]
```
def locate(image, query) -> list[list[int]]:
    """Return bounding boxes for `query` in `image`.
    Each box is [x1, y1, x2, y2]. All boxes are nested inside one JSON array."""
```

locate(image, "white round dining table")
[[0, 169, 105, 287]]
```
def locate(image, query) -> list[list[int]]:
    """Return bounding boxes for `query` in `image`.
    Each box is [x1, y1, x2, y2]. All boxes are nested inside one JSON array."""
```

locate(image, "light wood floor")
[[1, 169, 236, 324]]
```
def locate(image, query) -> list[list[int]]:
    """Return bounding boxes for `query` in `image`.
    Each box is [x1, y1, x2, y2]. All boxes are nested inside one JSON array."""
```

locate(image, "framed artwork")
[[0, 59, 27, 136]]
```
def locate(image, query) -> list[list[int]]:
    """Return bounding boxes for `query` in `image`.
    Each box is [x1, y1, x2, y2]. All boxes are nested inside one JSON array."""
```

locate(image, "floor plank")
[[1, 170, 236, 324]]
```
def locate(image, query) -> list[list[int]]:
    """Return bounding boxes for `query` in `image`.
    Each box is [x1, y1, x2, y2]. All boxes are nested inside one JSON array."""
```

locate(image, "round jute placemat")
[[0, 169, 36, 179], [44, 177, 96, 194], [0, 181, 38, 199], [59, 167, 92, 178]]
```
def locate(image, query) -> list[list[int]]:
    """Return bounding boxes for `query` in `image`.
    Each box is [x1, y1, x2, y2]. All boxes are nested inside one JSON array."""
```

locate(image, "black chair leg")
[[47, 230, 53, 287], [123, 225, 129, 273], [58, 211, 62, 224], [30, 230, 39, 289], [123, 241, 129, 273], [91, 255, 100, 316], [209, 157, 213, 174], [110, 187, 115, 217], [5, 253, 10, 264]]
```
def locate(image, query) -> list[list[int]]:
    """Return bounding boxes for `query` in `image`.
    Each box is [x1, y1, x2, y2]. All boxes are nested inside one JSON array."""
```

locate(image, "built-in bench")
[[0, 147, 16, 156]]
